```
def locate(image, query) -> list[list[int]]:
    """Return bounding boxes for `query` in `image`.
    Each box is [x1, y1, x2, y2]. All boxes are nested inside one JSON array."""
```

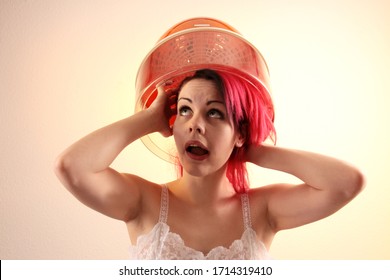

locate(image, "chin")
[[182, 165, 210, 178], [181, 160, 227, 179]]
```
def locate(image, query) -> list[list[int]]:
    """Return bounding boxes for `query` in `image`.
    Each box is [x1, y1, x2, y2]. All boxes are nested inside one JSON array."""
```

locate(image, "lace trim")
[[129, 221, 271, 260], [159, 185, 169, 223], [129, 187, 272, 260], [241, 193, 252, 229]]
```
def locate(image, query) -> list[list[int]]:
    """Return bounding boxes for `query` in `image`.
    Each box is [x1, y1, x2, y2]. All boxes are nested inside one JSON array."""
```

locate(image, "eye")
[[178, 106, 192, 116], [208, 109, 224, 119]]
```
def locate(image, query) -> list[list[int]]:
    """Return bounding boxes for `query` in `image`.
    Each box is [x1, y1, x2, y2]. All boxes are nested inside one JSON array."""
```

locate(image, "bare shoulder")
[[121, 173, 165, 205], [121, 173, 166, 217], [250, 181, 361, 232], [246, 185, 279, 224], [246, 185, 284, 245], [121, 173, 162, 190], [250, 183, 292, 197], [123, 175, 168, 242], [248, 183, 285, 204], [248, 183, 299, 223], [248, 183, 298, 218]]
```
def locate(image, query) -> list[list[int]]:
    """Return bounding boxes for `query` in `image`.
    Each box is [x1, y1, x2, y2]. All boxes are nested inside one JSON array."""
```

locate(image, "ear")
[[235, 138, 245, 148], [235, 124, 247, 148]]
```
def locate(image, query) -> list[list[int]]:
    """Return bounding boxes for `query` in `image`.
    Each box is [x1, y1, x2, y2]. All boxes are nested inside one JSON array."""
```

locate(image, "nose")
[[188, 115, 205, 134], [189, 126, 203, 134]]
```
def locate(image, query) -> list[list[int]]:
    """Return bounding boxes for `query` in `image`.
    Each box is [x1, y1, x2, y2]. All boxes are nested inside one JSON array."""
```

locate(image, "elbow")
[[54, 154, 65, 180], [343, 167, 366, 200], [54, 153, 69, 179], [53, 153, 81, 189]]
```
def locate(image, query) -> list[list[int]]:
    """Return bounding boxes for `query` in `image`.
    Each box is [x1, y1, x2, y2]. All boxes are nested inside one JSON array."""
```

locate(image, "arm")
[[247, 145, 365, 232], [54, 86, 174, 221]]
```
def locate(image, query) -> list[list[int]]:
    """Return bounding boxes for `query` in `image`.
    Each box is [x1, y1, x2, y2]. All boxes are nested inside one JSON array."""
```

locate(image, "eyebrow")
[[178, 97, 225, 106], [177, 97, 192, 103]]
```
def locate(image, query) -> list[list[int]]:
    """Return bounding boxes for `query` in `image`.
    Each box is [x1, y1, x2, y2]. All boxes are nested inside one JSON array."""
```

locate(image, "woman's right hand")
[[54, 83, 178, 222], [148, 83, 177, 137]]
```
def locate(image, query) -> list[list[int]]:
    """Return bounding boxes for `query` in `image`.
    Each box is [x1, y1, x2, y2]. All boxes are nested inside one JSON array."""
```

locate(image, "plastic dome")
[[135, 17, 272, 163]]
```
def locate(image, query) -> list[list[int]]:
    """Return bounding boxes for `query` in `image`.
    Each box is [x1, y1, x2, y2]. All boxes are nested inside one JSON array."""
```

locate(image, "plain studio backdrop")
[[1, 0, 389, 259]]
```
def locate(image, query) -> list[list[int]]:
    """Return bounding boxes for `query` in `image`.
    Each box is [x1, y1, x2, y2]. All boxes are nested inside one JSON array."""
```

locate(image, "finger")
[[156, 79, 173, 94], [156, 84, 165, 95]]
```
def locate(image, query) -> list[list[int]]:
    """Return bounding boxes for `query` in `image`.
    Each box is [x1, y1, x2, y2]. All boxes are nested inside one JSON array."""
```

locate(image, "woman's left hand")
[[247, 144, 365, 231]]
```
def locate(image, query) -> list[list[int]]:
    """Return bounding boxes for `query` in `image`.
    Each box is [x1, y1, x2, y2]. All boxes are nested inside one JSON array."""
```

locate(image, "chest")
[[128, 188, 272, 255], [164, 197, 247, 254]]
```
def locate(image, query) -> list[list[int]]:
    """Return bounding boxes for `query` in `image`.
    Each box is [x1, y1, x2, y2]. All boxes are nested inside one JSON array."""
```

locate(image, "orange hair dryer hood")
[[135, 17, 272, 163]]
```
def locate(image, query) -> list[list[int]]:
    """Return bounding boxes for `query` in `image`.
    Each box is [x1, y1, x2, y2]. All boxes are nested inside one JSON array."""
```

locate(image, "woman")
[[54, 68, 364, 259]]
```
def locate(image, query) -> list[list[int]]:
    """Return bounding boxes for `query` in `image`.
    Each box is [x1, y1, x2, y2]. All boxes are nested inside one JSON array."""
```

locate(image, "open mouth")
[[186, 145, 209, 156], [185, 142, 209, 159]]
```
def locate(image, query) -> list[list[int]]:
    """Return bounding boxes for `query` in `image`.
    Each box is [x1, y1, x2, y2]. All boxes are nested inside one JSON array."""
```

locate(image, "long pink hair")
[[175, 69, 276, 193]]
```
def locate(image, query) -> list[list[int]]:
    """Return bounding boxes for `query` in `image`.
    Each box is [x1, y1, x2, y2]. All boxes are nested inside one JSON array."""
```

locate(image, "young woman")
[[54, 69, 364, 259]]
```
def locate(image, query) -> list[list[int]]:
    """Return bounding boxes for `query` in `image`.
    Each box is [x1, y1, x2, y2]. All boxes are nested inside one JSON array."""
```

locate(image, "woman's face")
[[173, 78, 243, 177]]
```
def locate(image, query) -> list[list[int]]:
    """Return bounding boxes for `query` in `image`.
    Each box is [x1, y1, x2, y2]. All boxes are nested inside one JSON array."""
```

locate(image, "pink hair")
[[175, 69, 276, 193], [220, 71, 276, 193]]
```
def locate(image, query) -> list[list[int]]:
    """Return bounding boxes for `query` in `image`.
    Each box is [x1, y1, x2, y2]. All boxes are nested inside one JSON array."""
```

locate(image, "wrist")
[[143, 107, 172, 137], [246, 144, 281, 168], [138, 109, 160, 134], [246, 144, 265, 164]]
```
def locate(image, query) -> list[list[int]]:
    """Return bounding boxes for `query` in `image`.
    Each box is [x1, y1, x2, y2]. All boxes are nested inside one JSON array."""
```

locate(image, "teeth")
[[186, 144, 209, 156], [187, 144, 201, 149], [187, 144, 203, 150]]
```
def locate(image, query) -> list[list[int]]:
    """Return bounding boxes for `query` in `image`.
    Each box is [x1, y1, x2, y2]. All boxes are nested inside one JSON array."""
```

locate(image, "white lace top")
[[129, 186, 271, 260]]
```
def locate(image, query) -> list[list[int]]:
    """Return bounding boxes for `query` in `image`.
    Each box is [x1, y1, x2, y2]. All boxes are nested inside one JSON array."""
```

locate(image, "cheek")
[[172, 122, 183, 146], [211, 127, 237, 150]]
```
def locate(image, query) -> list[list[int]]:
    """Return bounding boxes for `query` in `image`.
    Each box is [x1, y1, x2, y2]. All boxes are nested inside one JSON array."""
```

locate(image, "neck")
[[173, 167, 236, 206]]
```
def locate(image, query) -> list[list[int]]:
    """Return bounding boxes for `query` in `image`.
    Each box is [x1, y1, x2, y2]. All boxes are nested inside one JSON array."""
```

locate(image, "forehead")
[[178, 79, 223, 102]]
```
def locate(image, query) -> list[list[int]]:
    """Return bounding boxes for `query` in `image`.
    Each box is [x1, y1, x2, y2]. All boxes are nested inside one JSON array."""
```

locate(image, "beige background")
[[1, 0, 389, 259]]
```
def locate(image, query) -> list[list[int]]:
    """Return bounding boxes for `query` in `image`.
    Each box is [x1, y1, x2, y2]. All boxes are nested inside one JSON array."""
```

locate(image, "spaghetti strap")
[[241, 192, 252, 230], [159, 185, 169, 223], [129, 186, 272, 259]]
